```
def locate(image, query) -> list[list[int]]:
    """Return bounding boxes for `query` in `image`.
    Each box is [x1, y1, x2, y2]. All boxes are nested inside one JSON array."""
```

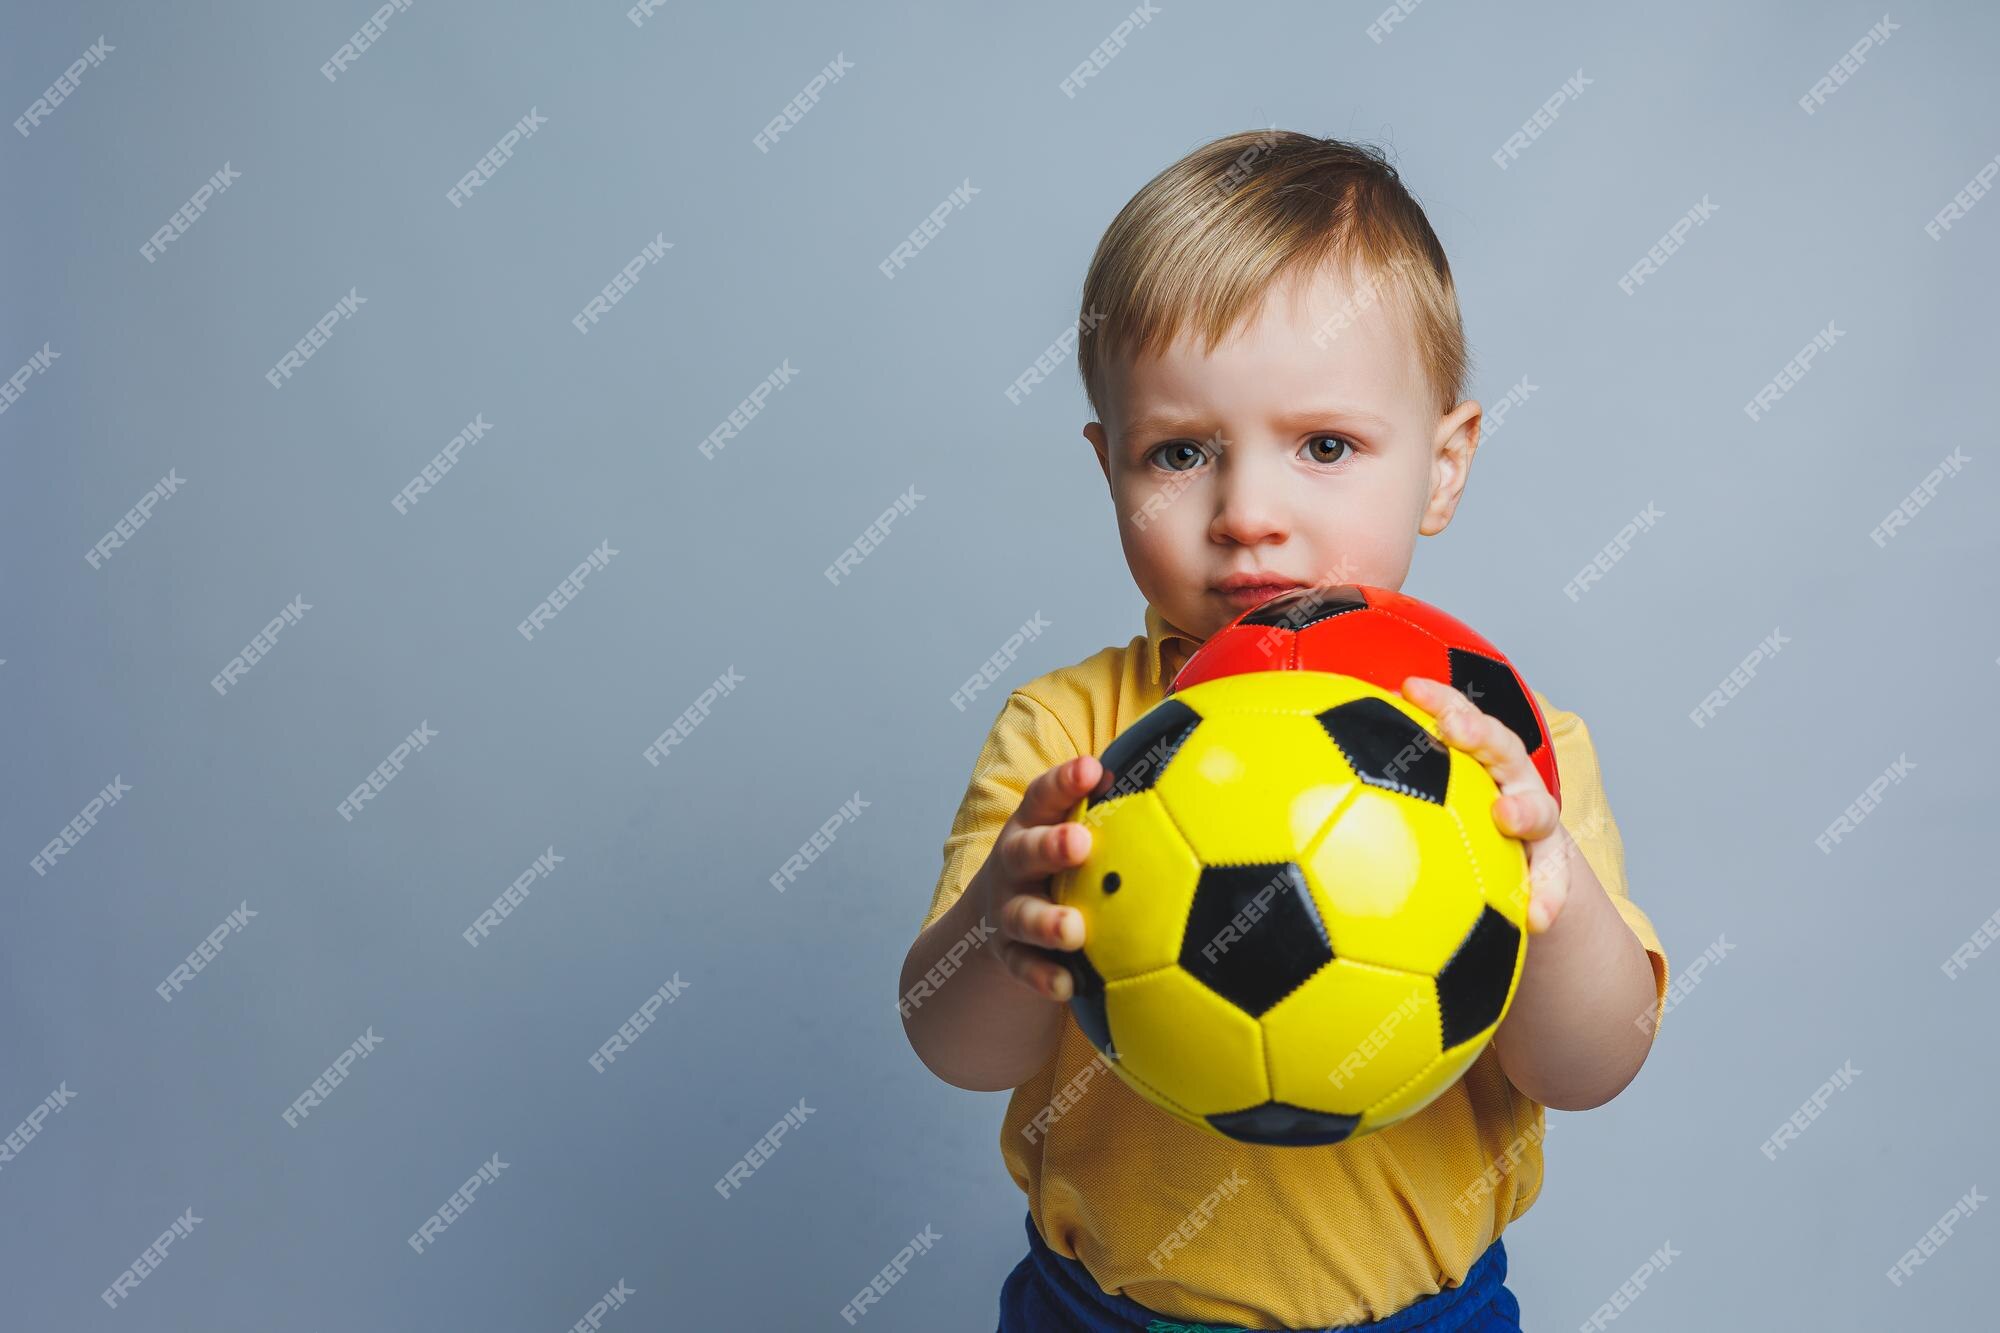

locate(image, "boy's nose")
[[1210, 473, 1289, 546]]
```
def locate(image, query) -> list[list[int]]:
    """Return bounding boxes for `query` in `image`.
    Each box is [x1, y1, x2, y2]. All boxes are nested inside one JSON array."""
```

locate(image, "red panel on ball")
[[1291, 611, 1451, 697], [1169, 584, 1562, 808], [1170, 623, 1298, 687], [1361, 586, 1505, 661]]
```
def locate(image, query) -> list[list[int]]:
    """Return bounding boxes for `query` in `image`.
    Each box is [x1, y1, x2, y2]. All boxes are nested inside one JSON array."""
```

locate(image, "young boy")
[[900, 131, 1669, 1332]]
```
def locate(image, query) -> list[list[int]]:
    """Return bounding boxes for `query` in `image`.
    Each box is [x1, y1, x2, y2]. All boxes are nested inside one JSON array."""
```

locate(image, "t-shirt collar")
[[1143, 602, 1205, 689]]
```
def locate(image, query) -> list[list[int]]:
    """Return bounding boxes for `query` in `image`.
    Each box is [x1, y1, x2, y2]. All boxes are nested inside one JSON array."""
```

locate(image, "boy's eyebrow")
[[1121, 405, 1395, 442]]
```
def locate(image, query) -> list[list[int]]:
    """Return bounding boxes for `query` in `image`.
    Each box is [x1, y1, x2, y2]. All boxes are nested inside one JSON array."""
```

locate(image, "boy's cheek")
[[1115, 498, 1182, 570]]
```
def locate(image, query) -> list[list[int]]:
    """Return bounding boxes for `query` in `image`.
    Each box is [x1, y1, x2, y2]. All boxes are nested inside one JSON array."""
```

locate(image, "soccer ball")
[[1051, 669, 1529, 1147], [1172, 584, 1561, 809]]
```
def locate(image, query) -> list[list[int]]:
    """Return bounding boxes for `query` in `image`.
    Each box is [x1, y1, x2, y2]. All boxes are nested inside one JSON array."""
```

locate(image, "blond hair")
[[1077, 130, 1470, 421]]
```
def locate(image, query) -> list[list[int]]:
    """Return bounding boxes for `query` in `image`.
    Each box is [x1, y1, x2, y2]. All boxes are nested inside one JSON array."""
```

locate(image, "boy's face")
[[1085, 258, 1482, 643]]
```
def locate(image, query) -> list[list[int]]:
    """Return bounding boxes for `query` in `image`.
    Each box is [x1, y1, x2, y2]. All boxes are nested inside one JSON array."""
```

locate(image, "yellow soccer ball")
[[1051, 669, 1530, 1147]]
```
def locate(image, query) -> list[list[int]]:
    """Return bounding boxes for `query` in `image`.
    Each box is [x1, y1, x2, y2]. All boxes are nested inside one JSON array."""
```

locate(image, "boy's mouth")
[[1212, 577, 1306, 610]]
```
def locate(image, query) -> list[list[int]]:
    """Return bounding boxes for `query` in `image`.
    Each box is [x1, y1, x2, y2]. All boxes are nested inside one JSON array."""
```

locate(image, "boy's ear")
[[1420, 400, 1481, 537], [1083, 422, 1112, 484]]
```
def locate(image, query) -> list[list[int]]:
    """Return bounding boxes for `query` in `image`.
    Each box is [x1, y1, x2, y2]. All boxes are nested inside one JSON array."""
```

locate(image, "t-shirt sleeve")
[[921, 690, 1084, 936], [1547, 709, 1670, 1036]]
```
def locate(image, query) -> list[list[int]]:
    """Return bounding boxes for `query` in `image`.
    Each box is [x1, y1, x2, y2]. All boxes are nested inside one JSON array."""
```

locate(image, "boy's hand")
[[970, 755, 1102, 1003], [1398, 676, 1568, 935]]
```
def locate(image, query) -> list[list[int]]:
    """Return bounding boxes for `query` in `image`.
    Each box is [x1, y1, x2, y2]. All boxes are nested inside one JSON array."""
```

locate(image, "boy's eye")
[[1147, 440, 1211, 472], [1302, 434, 1354, 465]]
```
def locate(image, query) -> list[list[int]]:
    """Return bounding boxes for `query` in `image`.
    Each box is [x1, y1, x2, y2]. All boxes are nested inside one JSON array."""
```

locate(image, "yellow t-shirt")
[[921, 602, 1670, 1328]]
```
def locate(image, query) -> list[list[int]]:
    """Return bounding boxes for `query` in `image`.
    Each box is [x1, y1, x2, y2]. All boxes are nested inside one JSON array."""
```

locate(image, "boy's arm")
[[1401, 680, 1669, 1111], [1487, 832, 1660, 1110], [900, 692, 1096, 1093], [1488, 710, 1668, 1110], [900, 868, 1070, 1092]]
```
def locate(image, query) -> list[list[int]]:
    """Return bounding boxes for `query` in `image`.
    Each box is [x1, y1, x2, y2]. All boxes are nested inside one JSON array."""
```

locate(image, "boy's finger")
[[1528, 879, 1567, 932], [1524, 843, 1570, 932], [1002, 891, 1083, 950], [999, 941, 1075, 1002], [997, 820, 1091, 884], [1403, 676, 1544, 800], [1013, 755, 1103, 830], [1496, 790, 1560, 842]]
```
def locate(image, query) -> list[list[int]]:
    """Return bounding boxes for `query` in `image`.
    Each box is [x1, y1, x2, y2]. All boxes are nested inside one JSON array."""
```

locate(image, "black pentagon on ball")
[[1086, 697, 1201, 811], [1062, 947, 1117, 1060], [1447, 648, 1543, 757], [1208, 1101, 1362, 1147], [1316, 696, 1450, 805], [1238, 584, 1368, 631], [1180, 863, 1333, 1017], [1436, 905, 1522, 1048]]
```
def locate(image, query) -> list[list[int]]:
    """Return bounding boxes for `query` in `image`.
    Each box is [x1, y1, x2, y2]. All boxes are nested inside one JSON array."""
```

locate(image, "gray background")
[[4, 0, 1996, 1327]]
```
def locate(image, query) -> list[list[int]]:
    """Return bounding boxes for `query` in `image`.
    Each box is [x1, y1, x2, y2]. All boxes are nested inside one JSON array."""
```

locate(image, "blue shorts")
[[997, 1211, 1521, 1332]]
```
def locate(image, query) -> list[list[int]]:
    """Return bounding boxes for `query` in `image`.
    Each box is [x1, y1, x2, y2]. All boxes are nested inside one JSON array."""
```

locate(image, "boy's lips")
[[1213, 578, 1305, 609]]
